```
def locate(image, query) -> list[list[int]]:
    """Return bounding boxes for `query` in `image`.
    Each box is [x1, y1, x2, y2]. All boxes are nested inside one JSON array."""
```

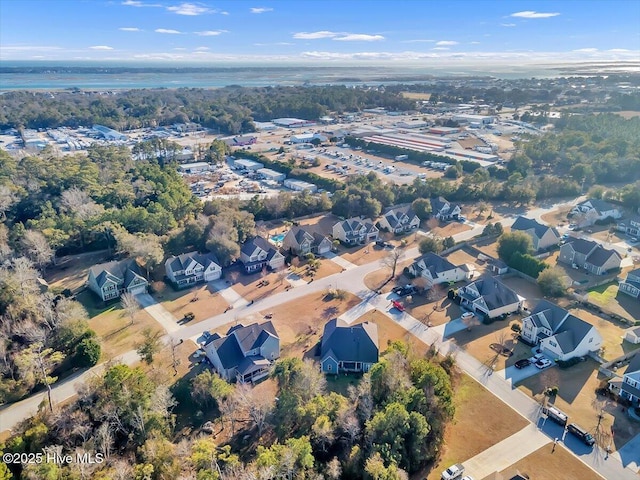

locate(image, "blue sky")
[[1, 0, 639, 64]]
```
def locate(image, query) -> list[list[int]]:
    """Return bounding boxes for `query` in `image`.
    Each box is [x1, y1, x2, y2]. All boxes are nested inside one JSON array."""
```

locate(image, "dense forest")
[[0, 86, 414, 134], [3, 342, 455, 480]]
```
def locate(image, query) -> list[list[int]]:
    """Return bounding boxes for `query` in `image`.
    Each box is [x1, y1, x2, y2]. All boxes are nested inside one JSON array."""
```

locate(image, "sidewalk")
[[211, 279, 249, 308], [324, 251, 358, 270], [136, 293, 180, 333]]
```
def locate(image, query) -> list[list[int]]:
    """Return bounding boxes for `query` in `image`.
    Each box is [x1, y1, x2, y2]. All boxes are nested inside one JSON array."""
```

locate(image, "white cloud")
[[155, 28, 182, 34], [573, 48, 598, 53], [436, 40, 458, 46], [608, 48, 630, 52], [254, 42, 294, 46], [251, 7, 273, 14], [89, 45, 114, 50], [122, 0, 162, 7], [510, 11, 560, 19], [167, 3, 211, 16], [470, 41, 480, 45], [194, 30, 227, 36], [401, 39, 435, 44], [195, 46, 210, 51], [293, 31, 338, 39], [173, 47, 187, 51], [334, 34, 385, 42], [432, 47, 450, 51], [119, 27, 141, 31], [501, 23, 516, 27]]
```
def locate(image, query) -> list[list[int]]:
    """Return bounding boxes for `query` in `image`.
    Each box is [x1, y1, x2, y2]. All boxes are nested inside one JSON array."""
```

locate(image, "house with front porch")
[[332, 217, 379, 246], [407, 252, 470, 285], [520, 300, 602, 361], [430, 196, 462, 222], [377, 204, 420, 234], [457, 275, 523, 319], [569, 199, 622, 226], [320, 319, 379, 374], [239, 236, 285, 273], [165, 252, 222, 289], [619, 268, 640, 299], [282, 226, 332, 257], [617, 216, 640, 238], [202, 321, 280, 383], [87, 258, 148, 302]]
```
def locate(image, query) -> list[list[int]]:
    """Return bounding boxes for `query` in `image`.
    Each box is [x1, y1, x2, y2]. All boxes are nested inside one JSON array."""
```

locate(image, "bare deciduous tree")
[[21, 230, 54, 274], [237, 383, 274, 438], [0, 185, 17, 221], [120, 292, 140, 326], [381, 246, 405, 279]]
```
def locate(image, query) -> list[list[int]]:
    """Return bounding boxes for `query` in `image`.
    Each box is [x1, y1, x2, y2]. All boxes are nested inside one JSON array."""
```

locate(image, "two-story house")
[[430, 196, 462, 222], [619, 354, 640, 405], [165, 252, 222, 289], [377, 204, 420, 234], [320, 319, 379, 374], [510, 216, 561, 252], [558, 238, 622, 275], [619, 268, 640, 299], [239, 236, 285, 273], [87, 259, 148, 302], [202, 321, 280, 383], [282, 226, 332, 257], [332, 218, 379, 246], [458, 275, 523, 319], [407, 252, 471, 285], [570, 199, 622, 226], [617, 215, 640, 237], [520, 300, 602, 361]]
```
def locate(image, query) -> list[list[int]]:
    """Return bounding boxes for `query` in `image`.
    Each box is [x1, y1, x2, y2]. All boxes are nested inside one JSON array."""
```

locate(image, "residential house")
[[558, 238, 622, 275], [458, 275, 523, 319], [570, 199, 622, 226], [520, 300, 602, 361], [87, 259, 148, 302], [620, 268, 640, 299], [407, 252, 471, 285], [430, 196, 462, 221], [282, 226, 332, 257], [332, 218, 379, 246], [510, 216, 561, 252], [165, 252, 222, 289], [202, 321, 280, 383], [240, 236, 285, 273], [624, 326, 640, 344], [619, 354, 640, 405], [617, 216, 640, 237], [320, 319, 379, 374], [377, 204, 420, 234]]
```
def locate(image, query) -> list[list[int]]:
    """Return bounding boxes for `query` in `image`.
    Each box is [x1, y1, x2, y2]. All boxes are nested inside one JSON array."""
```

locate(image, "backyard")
[[568, 306, 636, 361], [586, 282, 640, 323], [45, 249, 111, 293]]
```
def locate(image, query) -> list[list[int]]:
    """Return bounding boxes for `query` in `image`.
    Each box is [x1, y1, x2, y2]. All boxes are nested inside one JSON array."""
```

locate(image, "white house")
[[282, 226, 332, 257], [570, 199, 622, 226], [510, 216, 561, 252], [617, 216, 640, 237], [624, 326, 640, 345], [521, 300, 602, 361], [619, 268, 640, 299], [202, 321, 280, 384], [458, 275, 523, 319], [377, 204, 420, 234], [430, 196, 461, 221], [407, 253, 470, 285], [332, 218, 379, 246], [165, 252, 222, 289], [240, 236, 285, 273], [87, 259, 148, 302]]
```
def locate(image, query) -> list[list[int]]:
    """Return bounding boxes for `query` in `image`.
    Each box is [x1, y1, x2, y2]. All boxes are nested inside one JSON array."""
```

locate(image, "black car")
[[393, 285, 417, 297], [514, 359, 531, 369], [567, 423, 596, 446]]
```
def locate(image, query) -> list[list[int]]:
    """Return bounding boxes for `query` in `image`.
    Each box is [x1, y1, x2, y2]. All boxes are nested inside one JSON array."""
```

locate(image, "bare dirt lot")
[[46, 249, 111, 293], [426, 374, 529, 480], [225, 267, 291, 302], [517, 359, 639, 451], [154, 282, 229, 325], [541, 205, 572, 227], [493, 443, 605, 480]]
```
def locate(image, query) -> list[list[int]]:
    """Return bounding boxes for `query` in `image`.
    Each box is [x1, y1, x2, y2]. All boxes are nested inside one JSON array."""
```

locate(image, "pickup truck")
[[441, 464, 465, 480]]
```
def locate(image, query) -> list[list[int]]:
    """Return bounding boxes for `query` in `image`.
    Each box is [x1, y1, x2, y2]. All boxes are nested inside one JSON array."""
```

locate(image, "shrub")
[[511, 323, 522, 333], [74, 337, 101, 367], [557, 357, 581, 369]]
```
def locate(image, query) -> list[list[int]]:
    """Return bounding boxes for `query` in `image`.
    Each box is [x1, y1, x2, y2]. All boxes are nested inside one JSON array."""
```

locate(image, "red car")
[[391, 299, 405, 312]]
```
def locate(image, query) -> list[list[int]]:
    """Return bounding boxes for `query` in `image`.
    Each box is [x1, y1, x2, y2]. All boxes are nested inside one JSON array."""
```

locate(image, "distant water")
[[0, 61, 568, 91]]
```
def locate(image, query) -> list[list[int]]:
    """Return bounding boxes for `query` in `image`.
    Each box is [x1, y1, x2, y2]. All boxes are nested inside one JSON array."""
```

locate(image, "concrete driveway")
[[501, 363, 547, 385]]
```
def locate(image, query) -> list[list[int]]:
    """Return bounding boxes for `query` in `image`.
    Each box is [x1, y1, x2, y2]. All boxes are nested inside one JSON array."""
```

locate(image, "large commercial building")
[[257, 168, 286, 182], [93, 124, 127, 141], [272, 118, 316, 128], [452, 114, 495, 125], [284, 179, 317, 192], [232, 159, 264, 171], [290, 133, 327, 144], [178, 162, 211, 174]]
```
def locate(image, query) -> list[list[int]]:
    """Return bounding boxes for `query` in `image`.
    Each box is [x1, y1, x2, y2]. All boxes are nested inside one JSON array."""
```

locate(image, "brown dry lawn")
[[446, 248, 486, 272], [428, 221, 473, 238], [567, 307, 636, 360], [491, 444, 604, 480], [541, 205, 572, 227], [154, 282, 229, 325], [475, 238, 500, 260], [450, 316, 532, 371], [363, 259, 415, 292], [426, 374, 529, 480], [289, 256, 343, 280], [78, 290, 164, 361], [46, 249, 111, 293], [614, 110, 640, 119], [404, 296, 464, 327], [226, 268, 291, 302], [400, 92, 432, 100], [212, 291, 361, 359], [518, 359, 640, 451], [341, 244, 392, 266], [136, 338, 199, 385]]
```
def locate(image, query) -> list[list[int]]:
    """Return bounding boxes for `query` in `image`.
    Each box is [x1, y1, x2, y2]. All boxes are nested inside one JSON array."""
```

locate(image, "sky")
[[1, 0, 639, 65]]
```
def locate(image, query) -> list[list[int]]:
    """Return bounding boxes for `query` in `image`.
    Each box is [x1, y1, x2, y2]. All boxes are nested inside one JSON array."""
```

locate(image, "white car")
[[535, 358, 553, 369], [461, 312, 475, 320]]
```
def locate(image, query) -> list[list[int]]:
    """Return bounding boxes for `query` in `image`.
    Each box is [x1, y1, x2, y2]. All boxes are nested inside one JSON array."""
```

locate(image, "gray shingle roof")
[[241, 235, 279, 259], [585, 245, 621, 268], [565, 237, 598, 256], [166, 251, 220, 275], [511, 216, 559, 241], [551, 314, 594, 354], [580, 198, 618, 214], [527, 300, 569, 331], [461, 275, 520, 311], [626, 354, 640, 376], [411, 252, 458, 277], [210, 321, 279, 371], [321, 319, 379, 365], [89, 258, 146, 289]]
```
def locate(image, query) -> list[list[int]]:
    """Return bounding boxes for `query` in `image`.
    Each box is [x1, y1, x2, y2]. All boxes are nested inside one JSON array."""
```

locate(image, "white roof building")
[[284, 179, 317, 192]]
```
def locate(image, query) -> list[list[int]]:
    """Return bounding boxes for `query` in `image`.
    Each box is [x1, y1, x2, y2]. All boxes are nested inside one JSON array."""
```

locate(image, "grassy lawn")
[[491, 444, 604, 480], [517, 359, 640, 451], [426, 374, 529, 480], [586, 282, 640, 323], [78, 290, 165, 361], [154, 282, 229, 325], [588, 282, 618, 305]]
